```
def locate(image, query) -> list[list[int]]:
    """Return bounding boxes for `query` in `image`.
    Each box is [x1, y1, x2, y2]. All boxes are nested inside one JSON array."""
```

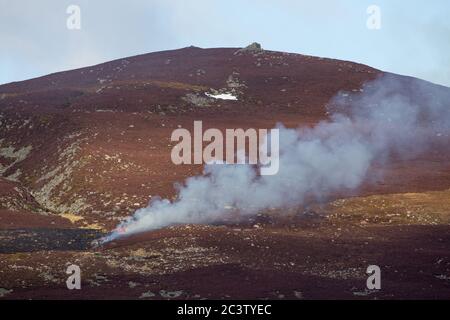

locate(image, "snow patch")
[[205, 92, 238, 101]]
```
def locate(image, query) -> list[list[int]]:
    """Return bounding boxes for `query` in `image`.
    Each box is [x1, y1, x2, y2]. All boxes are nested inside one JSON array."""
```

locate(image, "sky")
[[1, 0, 449, 87]]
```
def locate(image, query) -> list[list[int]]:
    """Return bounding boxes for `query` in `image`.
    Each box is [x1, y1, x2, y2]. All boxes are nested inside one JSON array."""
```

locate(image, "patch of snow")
[[205, 92, 238, 101]]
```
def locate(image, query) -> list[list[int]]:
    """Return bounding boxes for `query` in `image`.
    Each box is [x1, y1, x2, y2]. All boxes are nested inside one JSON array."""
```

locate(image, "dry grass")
[[327, 189, 450, 225]]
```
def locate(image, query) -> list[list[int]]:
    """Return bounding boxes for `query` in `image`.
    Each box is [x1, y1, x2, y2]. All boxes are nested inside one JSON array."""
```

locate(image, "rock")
[[139, 291, 156, 299], [160, 290, 183, 298], [182, 93, 212, 107], [0, 288, 13, 298], [234, 42, 263, 55]]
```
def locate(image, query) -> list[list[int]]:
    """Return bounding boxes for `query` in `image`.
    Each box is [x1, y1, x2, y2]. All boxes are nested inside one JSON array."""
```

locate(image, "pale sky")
[[1, 0, 449, 87]]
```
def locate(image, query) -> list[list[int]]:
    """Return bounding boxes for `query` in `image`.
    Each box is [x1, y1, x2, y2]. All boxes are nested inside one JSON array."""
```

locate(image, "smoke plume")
[[103, 75, 450, 242]]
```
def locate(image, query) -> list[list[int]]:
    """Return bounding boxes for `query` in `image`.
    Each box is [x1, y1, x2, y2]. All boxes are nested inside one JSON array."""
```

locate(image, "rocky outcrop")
[[234, 42, 263, 55]]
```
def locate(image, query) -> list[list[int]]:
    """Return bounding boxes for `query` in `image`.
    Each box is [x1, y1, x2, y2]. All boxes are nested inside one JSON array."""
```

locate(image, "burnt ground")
[[0, 228, 102, 253]]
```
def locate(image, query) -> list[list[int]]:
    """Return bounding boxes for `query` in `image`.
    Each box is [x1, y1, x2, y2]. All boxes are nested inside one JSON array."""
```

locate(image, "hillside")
[[0, 45, 449, 299]]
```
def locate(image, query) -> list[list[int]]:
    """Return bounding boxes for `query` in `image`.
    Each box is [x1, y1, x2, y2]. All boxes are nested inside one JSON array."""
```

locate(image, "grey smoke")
[[104, 75, 450, 242]]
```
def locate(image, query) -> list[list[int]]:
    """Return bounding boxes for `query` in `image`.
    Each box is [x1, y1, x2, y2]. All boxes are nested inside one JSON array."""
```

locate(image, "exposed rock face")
[[182, 93, 212, 107], [234, 42, 263, 55]]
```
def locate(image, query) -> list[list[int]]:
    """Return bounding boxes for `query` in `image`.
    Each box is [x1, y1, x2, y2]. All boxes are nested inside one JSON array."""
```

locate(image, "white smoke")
[[103, 75, 450, 242]]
